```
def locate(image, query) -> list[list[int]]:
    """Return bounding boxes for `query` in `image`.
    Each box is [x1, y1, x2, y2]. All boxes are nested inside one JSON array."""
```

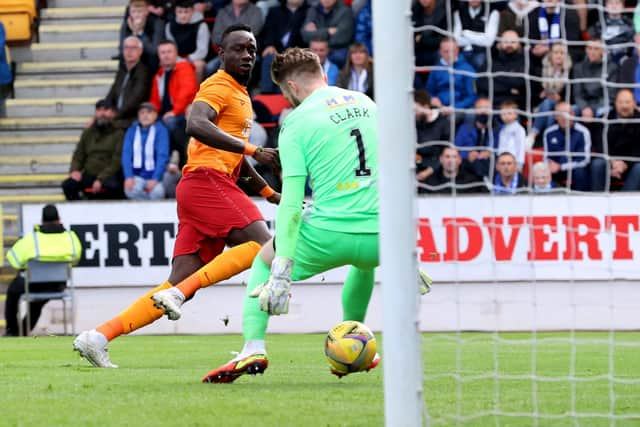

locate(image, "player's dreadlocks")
[[270, 47, 323, 86]]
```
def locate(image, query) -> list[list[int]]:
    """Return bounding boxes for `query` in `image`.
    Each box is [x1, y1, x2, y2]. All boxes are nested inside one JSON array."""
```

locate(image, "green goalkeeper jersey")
[[278, 86, 378, 234]]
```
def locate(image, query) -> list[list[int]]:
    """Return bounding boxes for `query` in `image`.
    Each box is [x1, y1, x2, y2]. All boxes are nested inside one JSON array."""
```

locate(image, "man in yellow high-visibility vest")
[[4, 205, 82, 336]]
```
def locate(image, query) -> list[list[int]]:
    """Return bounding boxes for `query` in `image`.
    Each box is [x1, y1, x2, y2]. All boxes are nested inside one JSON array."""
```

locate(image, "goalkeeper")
[[202, 47, 431, 383]]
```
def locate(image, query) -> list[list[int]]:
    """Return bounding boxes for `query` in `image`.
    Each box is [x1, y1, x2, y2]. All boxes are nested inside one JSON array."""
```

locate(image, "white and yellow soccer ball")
[[324, 320, 377, 376]]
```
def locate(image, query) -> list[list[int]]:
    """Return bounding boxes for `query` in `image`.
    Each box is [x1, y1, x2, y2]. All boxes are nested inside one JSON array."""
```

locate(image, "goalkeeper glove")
[[249, 256, 294, 315]]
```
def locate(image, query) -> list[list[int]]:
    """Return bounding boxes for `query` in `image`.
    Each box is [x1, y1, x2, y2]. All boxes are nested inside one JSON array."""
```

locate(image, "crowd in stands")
[[415, 0, 640, 194], [58, 0, 640, 200]]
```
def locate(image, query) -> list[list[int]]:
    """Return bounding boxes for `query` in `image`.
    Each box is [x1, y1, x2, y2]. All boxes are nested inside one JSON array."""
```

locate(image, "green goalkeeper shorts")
[[289, 221, 379, 281]]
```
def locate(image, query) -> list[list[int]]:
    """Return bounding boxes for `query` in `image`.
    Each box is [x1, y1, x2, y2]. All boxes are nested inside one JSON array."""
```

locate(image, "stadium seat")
[[0, 0, 37, 43], [252, 94, 291, 129], [18, 259, 74, 336]]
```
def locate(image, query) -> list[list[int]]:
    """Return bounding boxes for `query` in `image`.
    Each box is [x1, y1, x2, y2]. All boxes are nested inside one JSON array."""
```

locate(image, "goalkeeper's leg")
[[202, 255, 271, 383], [341, 266, 375, 322]]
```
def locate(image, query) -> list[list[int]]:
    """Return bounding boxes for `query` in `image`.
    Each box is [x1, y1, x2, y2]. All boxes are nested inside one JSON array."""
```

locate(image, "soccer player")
[[73, 24, 280, 368], [200, 47, 431, 383]]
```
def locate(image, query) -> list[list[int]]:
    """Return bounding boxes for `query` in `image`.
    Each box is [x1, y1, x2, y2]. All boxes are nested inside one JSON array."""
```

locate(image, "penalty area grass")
[[0, 332, 638, 426]]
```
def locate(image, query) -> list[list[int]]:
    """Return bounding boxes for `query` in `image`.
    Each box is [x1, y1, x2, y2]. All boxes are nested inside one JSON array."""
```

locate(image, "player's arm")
[[274, 175, 306, 258], [239, 157, 281, 204], [186, 101, 278, 165]]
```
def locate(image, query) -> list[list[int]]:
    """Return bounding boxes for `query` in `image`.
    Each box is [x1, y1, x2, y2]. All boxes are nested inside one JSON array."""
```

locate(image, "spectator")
[[455, 97, 498, 178], [122, 102, 170, 200], [62, 100, 124, 200], [421, 145, 487, 194], [259, 0, 308, 93], [478, 29, 527, 109], [530, 42, 572, 141], [149, 40, 198, 167], [163, 149, 182, 198], [530, 161, 556, 192], [614, 33, 640, 105], [542, 101, 591, 191], [426, 38, 477, 114], [208, 0, 265, 76], [415, 90, 450, 184], [309, 38, 339, 85], [165, 0, 211, 82], [497, 99, 526, 169], [3, 205, 82, 337], [0, 21, 11, 118], [635, 2, 640, 33], [301, 0, 354, 68], [336, 42, 373, 99], [589, 0, 634, 66], [492, 151, 527, 194], [527, 0, 582, 74], [498, 0, 539, 37], [412, 0, 447, 69], [453, 0, 500, 72], [602, 89, 640, 191], [119, 0, 165, 73], [105, 36, 152, 129], [572, 37, 617, 119], [354, 0, 372, 55]]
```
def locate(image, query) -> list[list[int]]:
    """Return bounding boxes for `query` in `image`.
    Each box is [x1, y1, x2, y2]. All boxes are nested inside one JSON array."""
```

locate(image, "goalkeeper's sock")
[[341, 267, 375, 322], [96, 281, 172, 341], [242, 256, 271, 341], [237, 340, 266, 359], [176, 241, 262, 299]]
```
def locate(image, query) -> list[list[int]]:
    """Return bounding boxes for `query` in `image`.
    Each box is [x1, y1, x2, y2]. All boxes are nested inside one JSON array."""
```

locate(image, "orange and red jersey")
[[183, 70, 253, 177]]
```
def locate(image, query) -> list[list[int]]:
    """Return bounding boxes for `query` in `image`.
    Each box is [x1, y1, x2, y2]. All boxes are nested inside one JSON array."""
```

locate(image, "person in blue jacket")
[[0, 21, 13, 118]]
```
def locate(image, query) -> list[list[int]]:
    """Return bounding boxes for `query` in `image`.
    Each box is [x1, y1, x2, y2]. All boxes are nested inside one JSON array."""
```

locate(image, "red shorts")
[[173, 168, 264, 263]]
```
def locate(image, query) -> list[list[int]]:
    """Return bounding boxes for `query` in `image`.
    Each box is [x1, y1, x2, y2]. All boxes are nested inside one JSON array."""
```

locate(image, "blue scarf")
[[538, 7, 561, 43], [494, 173, 520, 194]]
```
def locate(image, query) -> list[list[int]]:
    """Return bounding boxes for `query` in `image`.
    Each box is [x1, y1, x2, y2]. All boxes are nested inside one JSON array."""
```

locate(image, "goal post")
[[373, 1, 424, 426]]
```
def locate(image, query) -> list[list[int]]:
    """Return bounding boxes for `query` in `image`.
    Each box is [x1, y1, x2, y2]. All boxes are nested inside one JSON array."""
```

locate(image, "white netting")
[[408, 1, 640, 425]]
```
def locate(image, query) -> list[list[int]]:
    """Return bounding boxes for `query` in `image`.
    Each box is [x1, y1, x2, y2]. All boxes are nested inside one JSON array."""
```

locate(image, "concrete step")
[[14, 78, 112, 98], [6, 97, 99, 118], [0, 129, 82, 139], [0, 174, 67, 188], [0, 116, 87, 131], [17, 60, 119, 76], [29, 41, 119, 62], [0, 133, 81, 146], [0, 164, 68, 175], [1, 143, 77, 156], [50, 0, 128, 7], [0, 192, 65, 204], [41, 6, 126, 21], [39, 23, 120, 43]]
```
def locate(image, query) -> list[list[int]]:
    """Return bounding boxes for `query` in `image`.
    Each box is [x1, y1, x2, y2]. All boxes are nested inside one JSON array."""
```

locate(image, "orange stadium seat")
[[0, 0, 37, 43]]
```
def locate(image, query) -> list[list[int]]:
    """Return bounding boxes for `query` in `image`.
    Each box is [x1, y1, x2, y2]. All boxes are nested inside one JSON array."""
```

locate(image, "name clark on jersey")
[[418, 215, 639, 262], [329, 107, 370, 124]]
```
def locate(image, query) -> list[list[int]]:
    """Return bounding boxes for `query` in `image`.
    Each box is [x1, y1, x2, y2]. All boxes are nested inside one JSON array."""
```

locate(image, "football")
[[325, 320, 377, 376]]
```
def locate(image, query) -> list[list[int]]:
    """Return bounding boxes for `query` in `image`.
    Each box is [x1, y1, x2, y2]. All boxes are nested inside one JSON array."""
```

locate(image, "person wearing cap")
[[4, 205, 82, 336], [121, 102, 170, 199], [105, 36, 152, 129], [61, 100, 125, 200]]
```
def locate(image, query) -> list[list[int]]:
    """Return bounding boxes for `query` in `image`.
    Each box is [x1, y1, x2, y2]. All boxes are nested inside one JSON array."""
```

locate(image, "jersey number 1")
[[350, 129, 371, 177]]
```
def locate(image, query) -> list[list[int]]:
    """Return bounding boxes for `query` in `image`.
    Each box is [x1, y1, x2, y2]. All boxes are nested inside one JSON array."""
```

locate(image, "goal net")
[[376, 0, 640, 425]]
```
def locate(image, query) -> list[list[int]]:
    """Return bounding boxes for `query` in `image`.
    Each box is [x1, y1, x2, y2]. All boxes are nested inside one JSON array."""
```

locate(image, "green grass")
[[0, 332, 639, 426]]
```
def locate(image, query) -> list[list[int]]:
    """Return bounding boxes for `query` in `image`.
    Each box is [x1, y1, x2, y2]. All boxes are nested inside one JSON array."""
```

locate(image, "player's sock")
[[96, 281, 172, 341], [341, 267, 375, 322], [176, 241, 262, 299], [237, 340, 266, 359], [242, 256, 271, 341]]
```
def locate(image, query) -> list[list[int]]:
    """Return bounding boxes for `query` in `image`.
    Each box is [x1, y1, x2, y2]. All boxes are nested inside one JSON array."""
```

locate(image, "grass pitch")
[[0, 332, 638, 427]]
